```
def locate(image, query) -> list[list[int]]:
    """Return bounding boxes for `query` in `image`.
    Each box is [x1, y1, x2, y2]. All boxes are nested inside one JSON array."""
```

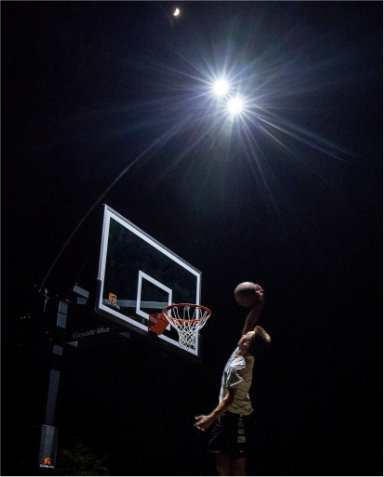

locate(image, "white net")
[[163, 304, 211, 350]]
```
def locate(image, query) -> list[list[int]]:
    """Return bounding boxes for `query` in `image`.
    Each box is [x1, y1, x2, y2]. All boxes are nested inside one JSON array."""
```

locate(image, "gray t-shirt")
[[219, 347, 254, 415]]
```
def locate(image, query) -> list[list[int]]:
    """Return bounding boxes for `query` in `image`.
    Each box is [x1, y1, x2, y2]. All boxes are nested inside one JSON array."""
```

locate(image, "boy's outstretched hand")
[[193, 414, 215, 432]]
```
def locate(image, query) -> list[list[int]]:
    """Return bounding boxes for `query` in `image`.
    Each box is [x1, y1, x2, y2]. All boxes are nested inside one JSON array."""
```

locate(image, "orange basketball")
[[234, 282, 259, 308]]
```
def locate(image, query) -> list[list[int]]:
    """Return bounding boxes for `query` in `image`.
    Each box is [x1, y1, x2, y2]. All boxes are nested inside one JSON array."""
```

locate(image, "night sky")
[[2, 2, 383, 476]]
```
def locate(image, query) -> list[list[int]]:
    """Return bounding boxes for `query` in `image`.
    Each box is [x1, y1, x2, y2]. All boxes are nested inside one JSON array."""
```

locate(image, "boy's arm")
[[193, 388, 236, 432], [242, 284, 265, 335]]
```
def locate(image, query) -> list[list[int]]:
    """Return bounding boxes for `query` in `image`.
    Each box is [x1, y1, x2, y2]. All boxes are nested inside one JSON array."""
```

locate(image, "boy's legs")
[[231, 456, 247, 476], [215, 455, 247, 476], [215, 454, 231, 476]]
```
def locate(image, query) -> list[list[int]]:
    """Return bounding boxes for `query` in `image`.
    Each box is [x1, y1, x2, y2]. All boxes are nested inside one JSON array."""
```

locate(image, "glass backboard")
[[95, 205, 203, 357]]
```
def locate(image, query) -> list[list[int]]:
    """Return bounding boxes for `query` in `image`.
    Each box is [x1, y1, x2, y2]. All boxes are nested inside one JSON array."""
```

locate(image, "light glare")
[[227, 97, 244, 116], [213, 79, 230, 96]]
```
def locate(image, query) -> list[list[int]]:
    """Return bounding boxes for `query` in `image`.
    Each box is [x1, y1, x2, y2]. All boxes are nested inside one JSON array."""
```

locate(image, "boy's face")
[[237, 330, 255, 352]]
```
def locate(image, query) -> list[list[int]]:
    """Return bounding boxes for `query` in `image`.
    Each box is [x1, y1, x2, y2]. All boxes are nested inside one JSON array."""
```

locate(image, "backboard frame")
[[95, 204, 203, 358]]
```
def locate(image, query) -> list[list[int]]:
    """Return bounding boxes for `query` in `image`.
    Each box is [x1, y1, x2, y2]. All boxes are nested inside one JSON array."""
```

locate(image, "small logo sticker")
[[40, 457, 54, 468], [107, 293, 120, 310]]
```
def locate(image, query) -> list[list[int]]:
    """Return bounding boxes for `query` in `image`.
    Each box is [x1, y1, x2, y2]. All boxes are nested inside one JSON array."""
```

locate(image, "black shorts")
[[207, 412, 254, 459]]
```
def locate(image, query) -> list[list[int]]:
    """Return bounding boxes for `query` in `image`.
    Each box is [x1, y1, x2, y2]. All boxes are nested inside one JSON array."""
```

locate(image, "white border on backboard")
[[96, 204, 202, 356], [136, 270, 172, 332]]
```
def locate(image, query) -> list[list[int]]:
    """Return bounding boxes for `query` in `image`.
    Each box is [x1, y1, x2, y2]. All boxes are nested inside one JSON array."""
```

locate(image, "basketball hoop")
[[162, 303, 211, 350]]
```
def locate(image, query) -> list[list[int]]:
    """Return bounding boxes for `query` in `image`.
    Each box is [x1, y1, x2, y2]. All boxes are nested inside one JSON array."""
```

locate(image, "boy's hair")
[[248, 325, 271, 356]]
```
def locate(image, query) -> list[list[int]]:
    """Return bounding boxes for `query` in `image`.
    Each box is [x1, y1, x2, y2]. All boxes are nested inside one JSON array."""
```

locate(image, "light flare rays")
[[254, 112, 349, 162], [241, 119, 285, 226], [144, 117, 222, 189]]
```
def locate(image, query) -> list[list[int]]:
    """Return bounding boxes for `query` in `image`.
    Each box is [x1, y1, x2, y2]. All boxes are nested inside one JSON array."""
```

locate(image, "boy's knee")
[[216, 454, 231, 476]]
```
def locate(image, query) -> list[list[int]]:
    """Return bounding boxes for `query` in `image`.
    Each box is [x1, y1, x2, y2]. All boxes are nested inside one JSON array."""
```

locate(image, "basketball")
[[234, 282, 259, 308]]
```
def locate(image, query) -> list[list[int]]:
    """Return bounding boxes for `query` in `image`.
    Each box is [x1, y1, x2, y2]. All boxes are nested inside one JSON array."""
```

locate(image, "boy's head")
[[238, 326, 271, 356], [248, 325, 271, 356]]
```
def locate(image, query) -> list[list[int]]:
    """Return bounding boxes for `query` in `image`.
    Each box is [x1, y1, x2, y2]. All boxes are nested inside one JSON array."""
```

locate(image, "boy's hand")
[[193, 414, 216, 432], [254, 284, 265, 305]]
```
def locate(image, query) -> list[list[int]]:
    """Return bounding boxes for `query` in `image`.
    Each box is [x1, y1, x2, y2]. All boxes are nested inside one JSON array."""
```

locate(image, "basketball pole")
[[38, 298, 68, 470], [37, 285, 89, 471]]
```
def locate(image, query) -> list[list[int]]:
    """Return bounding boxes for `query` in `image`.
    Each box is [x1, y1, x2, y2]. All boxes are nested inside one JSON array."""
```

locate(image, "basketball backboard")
[[95, 205, 203, 357]]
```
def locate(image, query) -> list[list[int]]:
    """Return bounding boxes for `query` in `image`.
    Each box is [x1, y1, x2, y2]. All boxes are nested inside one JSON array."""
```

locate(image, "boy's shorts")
[[207, 411, 254, 459]]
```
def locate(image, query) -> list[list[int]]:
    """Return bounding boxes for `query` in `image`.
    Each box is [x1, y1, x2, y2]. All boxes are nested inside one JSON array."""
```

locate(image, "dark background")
[[2, 2, 382, 475]]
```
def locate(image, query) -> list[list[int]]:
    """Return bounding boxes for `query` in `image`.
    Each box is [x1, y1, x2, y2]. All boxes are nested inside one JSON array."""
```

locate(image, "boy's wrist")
[[211, 409, 222, 420]]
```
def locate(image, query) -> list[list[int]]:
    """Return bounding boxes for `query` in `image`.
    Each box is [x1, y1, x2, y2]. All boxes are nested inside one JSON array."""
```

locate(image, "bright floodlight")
[[173, 8, 181, 16], [212, 79, 230, 96], [227, 97, 245, 116]]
